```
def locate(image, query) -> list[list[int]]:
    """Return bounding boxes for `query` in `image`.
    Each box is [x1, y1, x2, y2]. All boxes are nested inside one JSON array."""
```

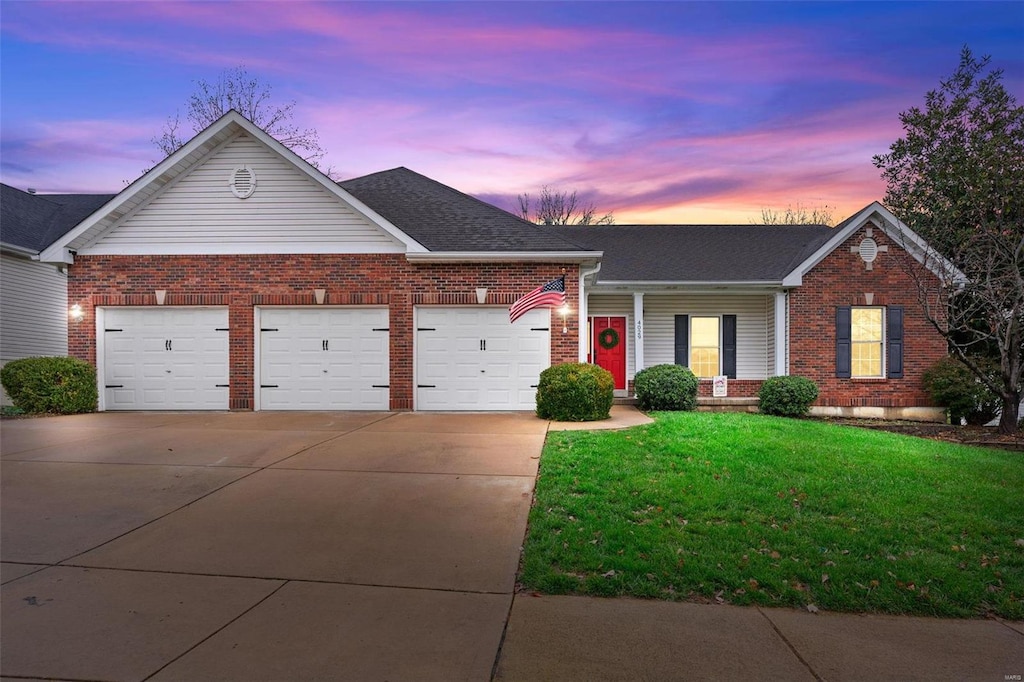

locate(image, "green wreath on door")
[[597, 327, 620, 350]]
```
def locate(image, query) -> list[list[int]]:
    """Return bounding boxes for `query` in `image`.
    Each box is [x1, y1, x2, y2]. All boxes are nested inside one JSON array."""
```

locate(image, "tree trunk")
[[998, 392, 1020, 435]]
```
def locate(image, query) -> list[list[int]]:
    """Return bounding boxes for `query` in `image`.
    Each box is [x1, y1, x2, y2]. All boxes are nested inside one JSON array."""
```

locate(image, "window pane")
[[852, 308, 882, 342], [691, 317, 719, 347], [691, 348, 719, 379], [852, 342, 882, 377]]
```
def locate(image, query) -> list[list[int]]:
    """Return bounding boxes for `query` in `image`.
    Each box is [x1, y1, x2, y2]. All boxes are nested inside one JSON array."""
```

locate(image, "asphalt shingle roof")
[[339, 167, 586, 252], [549, 224, 836, 282], [1, 184, 114, 253]]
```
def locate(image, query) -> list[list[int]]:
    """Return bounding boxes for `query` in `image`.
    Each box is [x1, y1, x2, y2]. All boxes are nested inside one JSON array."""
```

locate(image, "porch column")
[[633, 292, 644, 375], [774, 291, 788, 376]]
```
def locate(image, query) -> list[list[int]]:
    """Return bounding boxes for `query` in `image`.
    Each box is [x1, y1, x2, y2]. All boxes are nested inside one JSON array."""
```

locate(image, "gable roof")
[[782, 201, 966, 286], [549, 223, 835, 284], [339, 167, 587, 253], [40, 110, 428, 263], [1, 184, 115, 255]]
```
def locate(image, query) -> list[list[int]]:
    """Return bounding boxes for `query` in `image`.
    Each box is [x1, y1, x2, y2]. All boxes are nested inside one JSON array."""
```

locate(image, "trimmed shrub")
[[633, 364, 698, 411], [536, 362, 614, 422], [0, 356, 97, 415], [758, 376, 819, 417], [922, 356, 1000, 425]]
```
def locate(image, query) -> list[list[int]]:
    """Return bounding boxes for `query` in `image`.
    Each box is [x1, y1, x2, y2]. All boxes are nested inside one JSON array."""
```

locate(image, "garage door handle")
[[215, 327, 230, 332], [417, 327, 436, 331], [165, 340, 172, 351], [531, 327, 550, 331], [215, 384, 229, 388], [105, 328, 123, 333], [261, 384, 279, 388], [417, 384, 436, 388], [530, 384, 539, 388], [105, 384, 124, 388], [260, 328, 279, 332], [372, 328, 389, 332], [372, 384, 390, 388]]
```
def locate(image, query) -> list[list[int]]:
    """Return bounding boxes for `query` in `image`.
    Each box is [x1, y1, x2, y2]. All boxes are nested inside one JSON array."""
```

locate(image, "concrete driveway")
[[1, 411, 547, 681]]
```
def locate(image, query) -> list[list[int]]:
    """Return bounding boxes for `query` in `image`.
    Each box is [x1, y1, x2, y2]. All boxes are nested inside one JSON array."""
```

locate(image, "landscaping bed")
[[820, 418, 1024, 452], [520, 411, 1023, 619]]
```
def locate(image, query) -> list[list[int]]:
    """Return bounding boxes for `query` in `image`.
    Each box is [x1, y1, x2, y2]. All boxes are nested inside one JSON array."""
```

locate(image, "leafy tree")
[[153, 66, 327, 170], [757, 203, 834, 226], [517, 186, 614, 225], [873, 46, 1023, 434]]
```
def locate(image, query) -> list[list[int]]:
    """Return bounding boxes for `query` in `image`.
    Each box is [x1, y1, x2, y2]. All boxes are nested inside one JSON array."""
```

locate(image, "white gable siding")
[[79, 132, 404, 255], [642, 294, 772, 380], [588, 295, 634, 379]]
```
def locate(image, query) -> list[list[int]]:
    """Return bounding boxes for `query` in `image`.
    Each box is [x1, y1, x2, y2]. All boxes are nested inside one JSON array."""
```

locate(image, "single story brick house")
[[40, 111, 955, 419]]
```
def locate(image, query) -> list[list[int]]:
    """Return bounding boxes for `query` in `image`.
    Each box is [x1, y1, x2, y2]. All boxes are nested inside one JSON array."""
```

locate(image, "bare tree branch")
[[518, 185, 614, 225], [153, 66, 330, 175]]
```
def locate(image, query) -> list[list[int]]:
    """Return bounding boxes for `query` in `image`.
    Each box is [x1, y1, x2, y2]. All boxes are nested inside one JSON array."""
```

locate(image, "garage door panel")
[[258, 307, 389, 410], [415, 307, 550, 411], [101, 307, 229, 411]]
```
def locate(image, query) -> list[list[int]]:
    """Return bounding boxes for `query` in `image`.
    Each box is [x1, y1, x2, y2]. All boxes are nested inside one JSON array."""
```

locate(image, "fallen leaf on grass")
[[1015, 539, 1024, 547], [821, 574, 830, 584], [602, 570, 616, 578], [806, 604, 820, 614]]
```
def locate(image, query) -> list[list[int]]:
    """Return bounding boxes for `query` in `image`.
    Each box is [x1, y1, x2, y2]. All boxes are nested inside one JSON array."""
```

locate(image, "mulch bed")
[[817, 418, 1024, 452]]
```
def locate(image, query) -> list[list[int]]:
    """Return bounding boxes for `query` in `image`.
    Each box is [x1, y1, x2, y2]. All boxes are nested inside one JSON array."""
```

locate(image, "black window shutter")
[[836, 307, 852, 378], [722, 315, 737, 379], [674, 315, 689, 366], [887, 306, 904, 379]]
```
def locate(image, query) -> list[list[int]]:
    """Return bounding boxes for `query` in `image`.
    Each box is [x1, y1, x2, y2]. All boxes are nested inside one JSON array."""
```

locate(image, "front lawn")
[[520, 412, 1023, 619]]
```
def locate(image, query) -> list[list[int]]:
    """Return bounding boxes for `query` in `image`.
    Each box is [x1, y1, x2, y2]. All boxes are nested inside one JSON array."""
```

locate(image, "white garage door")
[[415, 307, 550, 411], [101, 307, 229, 410], [258, 307, 389, 410]]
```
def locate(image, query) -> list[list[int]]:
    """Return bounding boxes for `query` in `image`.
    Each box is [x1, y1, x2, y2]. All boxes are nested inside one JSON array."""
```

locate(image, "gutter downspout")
[[578, 262, 602, 362]]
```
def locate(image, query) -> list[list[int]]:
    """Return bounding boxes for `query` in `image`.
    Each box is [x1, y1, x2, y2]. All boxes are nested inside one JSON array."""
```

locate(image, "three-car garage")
[[97, 306, 551, 412]]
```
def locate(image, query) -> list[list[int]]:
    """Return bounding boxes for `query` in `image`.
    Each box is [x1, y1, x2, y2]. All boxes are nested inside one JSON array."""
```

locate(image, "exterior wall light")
[[559, 304, 570, 334], [69, 304, 84, 322]]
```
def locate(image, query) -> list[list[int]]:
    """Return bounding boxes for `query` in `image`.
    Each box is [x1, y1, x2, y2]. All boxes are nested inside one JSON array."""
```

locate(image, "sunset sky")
[[2, 1, 1021, 224]]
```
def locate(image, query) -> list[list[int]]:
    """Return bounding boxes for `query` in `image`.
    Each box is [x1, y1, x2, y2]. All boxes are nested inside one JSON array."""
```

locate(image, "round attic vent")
[[858, 237, 878, 264], [229, 166, 256, 199]]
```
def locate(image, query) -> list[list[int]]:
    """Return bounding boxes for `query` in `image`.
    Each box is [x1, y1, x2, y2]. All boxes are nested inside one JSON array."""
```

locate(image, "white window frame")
[[851, 306, 885, 378], [690, 316, 721, 379]]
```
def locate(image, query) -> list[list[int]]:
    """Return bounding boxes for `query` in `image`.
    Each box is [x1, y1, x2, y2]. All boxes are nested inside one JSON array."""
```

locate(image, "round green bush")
[[0, 356, 97, 415], [922, 356, 1001, 425], [758, 376, 819, 417], [633, 364, 698, 411], [536, 362, 614, 421]]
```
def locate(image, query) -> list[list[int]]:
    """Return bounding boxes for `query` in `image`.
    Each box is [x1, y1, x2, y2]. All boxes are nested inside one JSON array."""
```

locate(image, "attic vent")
[[858, 238, 878, 264], [229, 166, 257, 199]]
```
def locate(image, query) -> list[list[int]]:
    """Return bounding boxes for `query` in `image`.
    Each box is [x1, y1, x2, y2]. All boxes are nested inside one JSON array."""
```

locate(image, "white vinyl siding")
[[642, 294, 773, 380], [587, 295, 633, 379], [0, 254, 68, 361], [78, 132, 404, 255]]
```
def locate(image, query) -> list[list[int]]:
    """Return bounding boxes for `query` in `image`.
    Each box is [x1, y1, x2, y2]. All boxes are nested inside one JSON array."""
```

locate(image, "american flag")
[[509, 276, 566, 323]]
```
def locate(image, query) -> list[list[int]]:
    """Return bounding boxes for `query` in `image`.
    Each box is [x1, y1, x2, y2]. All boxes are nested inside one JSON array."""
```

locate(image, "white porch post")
[[578, 276, 589, 362], [633, 292, 644, 375], [774, 291, 788, 376]]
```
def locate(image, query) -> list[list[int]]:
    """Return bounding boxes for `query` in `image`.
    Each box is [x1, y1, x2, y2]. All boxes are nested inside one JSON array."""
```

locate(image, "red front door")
[[592, 316, 627, 390]]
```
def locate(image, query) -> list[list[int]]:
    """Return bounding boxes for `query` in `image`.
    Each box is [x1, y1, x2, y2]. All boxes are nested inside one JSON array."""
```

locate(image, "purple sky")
[[2, 1, 1021, 224]]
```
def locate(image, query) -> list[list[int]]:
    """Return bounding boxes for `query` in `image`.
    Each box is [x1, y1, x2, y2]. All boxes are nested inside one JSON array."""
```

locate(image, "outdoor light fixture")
[[69, 304, 84, 322], [476, 287, 488, 304], [559, 304, 569, 334]]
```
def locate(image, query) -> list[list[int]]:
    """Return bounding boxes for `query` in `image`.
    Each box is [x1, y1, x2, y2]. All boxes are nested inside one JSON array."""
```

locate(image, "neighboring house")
[[39, 111, 952, 419], [0, 184, 114, 402]]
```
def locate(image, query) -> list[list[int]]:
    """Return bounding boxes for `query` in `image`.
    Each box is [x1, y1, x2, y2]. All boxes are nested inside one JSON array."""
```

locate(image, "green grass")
[[520, 412, 1024, 618]]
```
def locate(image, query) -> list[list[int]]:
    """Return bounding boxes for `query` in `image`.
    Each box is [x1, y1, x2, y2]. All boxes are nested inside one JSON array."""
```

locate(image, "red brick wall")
[[788, 222, 946, 408], [67, 254, 581, 410]]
